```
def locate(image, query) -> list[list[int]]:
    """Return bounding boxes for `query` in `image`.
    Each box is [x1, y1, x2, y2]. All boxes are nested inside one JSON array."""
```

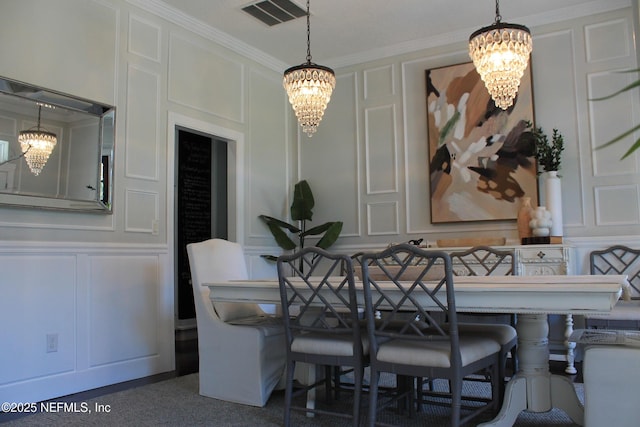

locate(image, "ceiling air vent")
[[242, 0, 306, 26]]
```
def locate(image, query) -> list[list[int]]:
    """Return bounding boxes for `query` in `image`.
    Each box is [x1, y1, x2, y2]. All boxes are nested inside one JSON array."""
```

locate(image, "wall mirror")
[[0, 76, 115, 213]]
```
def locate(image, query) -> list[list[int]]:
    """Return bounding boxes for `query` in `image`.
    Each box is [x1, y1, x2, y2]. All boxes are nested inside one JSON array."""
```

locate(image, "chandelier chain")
[[305, 0, 311, 63], [495, 0, 502, 23]]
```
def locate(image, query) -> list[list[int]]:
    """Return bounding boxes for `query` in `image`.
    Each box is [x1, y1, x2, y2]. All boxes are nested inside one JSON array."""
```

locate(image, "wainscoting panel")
[[0, 244, 174, 404], [89, 255, 161, 366], [0, 255, 77, 385]]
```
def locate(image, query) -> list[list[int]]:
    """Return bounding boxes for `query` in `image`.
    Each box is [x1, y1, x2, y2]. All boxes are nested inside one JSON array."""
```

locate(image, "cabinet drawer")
[[517, 245, 570, 276], [518, 247, 566, 263]]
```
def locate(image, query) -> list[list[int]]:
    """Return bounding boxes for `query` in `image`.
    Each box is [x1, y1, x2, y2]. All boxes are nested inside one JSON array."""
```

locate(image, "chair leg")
[[283, 360, 296, 427], [353, 366, 363, 425], [324, 365, 333, 404], [450, 376, 462, 427], [510, 344, 518, 373], [367, 368, 380, 427]]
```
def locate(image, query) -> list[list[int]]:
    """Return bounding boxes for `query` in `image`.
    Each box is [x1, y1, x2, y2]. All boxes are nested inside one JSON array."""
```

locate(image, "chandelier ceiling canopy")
[[468, 0, 532, 110], [18, 104, 57, 176], [283, 0, 335, 137]]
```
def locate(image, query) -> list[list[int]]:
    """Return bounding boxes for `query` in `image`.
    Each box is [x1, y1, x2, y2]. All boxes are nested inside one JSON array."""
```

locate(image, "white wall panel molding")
[[0, 240, 168, 253], [125, 188, 159, 233], [298, 72, 361, 239], [532, 28, 585, 229], [0, 216, 116, 233], [0, 249, 173, 403], [367, 201, 399, 236], [585, 18, 631, 63], [168, 33, 245, 124], [128, 13, 162, 63], [594, 184, 640, 225], [125, 64, 160, 180], [365, 105, 398, 194], [246, 69, 289, 240], [588, 69, 639, 176], [89, 254, 161, 367], [0, 254, 77, 386], [364, 65, 395, 100]]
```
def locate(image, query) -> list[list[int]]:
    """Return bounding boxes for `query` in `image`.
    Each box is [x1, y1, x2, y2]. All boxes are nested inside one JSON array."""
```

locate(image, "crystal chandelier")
[[468, 0, 532, 110], [18, 104, 57, 176], [283, 0, 335, 137]]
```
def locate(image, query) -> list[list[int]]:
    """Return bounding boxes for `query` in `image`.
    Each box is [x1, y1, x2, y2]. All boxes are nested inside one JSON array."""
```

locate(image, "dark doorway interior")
[[176, 128, 228, 321]]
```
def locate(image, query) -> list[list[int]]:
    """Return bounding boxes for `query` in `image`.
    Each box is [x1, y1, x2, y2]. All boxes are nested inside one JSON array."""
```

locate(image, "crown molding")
[[128, 0, 629, 71], [127, 0, 288, 73]]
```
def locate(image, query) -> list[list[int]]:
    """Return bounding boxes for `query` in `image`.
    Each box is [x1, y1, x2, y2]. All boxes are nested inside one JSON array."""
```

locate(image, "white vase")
[[545, 171, 563, 237]]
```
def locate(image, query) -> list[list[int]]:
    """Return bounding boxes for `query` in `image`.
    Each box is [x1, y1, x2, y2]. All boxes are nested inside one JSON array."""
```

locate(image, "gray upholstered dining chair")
[[186, 238, 286, 407], [277, 247, 368, 426], [448, 246, 518, 393], [585, 245, 640, 329], [360, 243, 502, 427]]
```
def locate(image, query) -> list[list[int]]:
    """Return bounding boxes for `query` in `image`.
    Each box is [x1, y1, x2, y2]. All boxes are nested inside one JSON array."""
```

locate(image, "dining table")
[[205, 274, 628, 427]]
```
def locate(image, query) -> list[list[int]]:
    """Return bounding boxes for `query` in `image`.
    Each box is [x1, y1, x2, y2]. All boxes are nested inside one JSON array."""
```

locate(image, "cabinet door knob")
[[537, 251, 546, 259]]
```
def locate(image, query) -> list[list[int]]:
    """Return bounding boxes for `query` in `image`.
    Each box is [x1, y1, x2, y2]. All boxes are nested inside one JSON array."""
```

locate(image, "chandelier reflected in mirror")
[[283, 0, 335, 137], [469, 0, 532, 110], [18, 104, 57, 176]]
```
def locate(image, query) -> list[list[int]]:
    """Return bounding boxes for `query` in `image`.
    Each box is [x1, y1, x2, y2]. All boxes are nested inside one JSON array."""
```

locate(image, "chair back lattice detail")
[[449, 245, 515, 277], [277, 248, 362, 339], [591, 245, 640, 299], [360, 244, 459, 353]]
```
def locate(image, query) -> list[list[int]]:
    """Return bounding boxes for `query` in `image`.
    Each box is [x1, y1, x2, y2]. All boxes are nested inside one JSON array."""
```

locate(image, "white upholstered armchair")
[[186, 238, 286, 406]]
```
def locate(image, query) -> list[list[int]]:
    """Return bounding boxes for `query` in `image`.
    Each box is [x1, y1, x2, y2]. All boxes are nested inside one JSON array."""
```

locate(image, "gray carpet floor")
[[1, 373, 583, 426]]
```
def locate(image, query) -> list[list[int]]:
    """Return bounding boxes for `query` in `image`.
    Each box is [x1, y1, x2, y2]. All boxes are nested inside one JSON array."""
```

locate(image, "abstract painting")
[[426, 61, 537, 223]]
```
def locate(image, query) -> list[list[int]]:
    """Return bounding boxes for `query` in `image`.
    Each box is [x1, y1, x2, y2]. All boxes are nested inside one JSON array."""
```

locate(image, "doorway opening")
[[175, 127, 228, 322], [168, 113, 245, 375]]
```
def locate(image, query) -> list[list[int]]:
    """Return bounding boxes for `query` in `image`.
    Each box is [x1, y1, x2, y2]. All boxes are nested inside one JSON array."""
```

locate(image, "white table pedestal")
[[479, 313, 584, 427]]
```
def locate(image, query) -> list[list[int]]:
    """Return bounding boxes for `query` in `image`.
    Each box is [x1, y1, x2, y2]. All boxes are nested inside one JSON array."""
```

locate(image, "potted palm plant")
[[259, 179, 343, 262]]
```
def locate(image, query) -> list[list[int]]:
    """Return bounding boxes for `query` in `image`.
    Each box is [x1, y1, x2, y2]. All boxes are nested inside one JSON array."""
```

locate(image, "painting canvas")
[[426, 61, 537, 224]]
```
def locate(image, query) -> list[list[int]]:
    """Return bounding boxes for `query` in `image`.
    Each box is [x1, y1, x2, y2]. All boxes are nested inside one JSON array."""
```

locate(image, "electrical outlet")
[[46, 333, 58, 353]]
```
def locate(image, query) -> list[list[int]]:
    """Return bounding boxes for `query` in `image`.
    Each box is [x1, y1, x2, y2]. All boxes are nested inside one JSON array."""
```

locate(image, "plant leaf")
[[316, 221, 343, 249], [594, 124, 640, 160], [260, 254, 278, 263], [621, 137, 640, 160], [301, 221, 335, 237], [291, 180, 314, 221], [258, 214, 300, 233], [589, 69, 640, 101], [266, 222, 297, 250]]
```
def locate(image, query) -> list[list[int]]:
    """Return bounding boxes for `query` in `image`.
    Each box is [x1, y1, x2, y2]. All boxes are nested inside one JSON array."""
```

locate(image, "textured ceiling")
[[155, 0, 629, 68]]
